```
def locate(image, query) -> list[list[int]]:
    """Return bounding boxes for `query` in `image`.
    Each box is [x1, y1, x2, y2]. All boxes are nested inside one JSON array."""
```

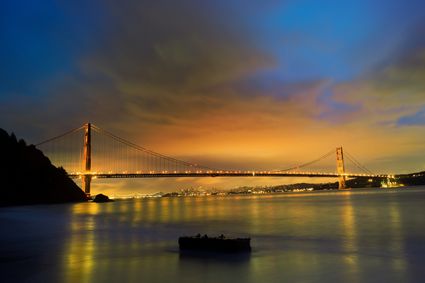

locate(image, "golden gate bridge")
[[35, 123, 390, 196]]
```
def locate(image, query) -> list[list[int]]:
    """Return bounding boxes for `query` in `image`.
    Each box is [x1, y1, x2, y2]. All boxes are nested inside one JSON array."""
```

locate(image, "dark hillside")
[[0, 128, 87, 206]]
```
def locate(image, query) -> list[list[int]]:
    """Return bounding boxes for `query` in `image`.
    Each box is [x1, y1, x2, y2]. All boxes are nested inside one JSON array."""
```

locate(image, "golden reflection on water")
[[340, 192, 359, 280], [388, 198, 407, 274], [131, 199, 143, 225], [57, 190, 417, 282], [63, 201, 153, 283], [64, 203, 99, 283]]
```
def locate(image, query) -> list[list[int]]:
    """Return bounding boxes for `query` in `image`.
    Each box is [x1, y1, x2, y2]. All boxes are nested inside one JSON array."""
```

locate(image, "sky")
[[1, 0, 425, 194]]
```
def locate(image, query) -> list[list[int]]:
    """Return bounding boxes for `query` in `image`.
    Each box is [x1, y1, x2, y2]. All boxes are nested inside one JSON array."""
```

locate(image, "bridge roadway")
[[68, 171, 389, 179]]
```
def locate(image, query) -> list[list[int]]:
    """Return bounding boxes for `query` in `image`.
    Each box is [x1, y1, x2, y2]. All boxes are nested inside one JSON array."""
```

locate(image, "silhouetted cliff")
[[0, 128, 87, 206]]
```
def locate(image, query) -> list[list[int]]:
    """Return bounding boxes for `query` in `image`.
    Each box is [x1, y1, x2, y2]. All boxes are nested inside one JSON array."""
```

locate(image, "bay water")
[[1, 187, 424, 283]]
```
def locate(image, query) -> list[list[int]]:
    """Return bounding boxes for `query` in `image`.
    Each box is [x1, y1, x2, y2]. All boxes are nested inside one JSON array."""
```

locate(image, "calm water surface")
[[1, 187, 425, 283]]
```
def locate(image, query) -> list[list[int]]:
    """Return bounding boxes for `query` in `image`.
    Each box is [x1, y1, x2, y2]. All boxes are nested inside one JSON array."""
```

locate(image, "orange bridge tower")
[[82, 123, 92, 196], [336, 147, 346, 190]]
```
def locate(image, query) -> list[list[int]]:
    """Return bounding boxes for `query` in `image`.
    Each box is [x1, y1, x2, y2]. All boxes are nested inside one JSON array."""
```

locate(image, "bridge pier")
[[82, 123, 92, 197], [82, 175, 92, 196], [336, 147, 346, 190]]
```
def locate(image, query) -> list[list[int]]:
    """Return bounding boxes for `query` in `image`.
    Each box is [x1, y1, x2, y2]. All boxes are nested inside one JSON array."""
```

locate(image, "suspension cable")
[[36, 124, 374, 175], [35, 126, 85, 146], [277, 149, 335, 172], [91, 124, 216, 171], [344, 151, 374, 174]]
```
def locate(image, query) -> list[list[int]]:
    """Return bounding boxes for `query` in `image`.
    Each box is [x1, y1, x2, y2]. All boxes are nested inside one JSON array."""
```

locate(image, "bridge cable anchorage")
[[277, 149, 335, 172], [344, 151, 374, 175], [35, 126, 85, 146], [90, 124, 217, 172]]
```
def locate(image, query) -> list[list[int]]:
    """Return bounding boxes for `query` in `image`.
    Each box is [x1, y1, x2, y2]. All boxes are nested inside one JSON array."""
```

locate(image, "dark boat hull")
[[179, 236, 251, 252]]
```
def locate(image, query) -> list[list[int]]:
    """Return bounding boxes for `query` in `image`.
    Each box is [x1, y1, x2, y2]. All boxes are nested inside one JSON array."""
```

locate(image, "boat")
[[178, 234, 251, 252]]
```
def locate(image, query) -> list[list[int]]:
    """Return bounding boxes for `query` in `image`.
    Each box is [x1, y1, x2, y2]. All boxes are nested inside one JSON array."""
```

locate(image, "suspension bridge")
[[35, 123, 389, 196]]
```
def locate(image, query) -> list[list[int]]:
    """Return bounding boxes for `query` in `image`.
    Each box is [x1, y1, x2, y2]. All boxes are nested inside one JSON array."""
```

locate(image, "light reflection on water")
[[1, 187, 425, 283], [340, 193, 359, 280]]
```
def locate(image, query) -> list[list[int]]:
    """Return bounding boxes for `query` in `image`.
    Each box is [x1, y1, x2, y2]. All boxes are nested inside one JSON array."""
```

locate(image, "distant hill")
[[397, 171, 425, 186], [0, 128, 87, 206]]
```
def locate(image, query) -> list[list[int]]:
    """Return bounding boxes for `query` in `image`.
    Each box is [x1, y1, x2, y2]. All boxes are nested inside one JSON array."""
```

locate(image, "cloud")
[[1, 1, 275, 134], [331, 48, 425, 126], [397, 107, 425, 126], [2, 0, 334, 148]]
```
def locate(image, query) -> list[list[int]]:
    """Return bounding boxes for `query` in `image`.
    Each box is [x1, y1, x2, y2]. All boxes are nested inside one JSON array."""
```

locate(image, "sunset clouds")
[[1, 0, 425, 193]]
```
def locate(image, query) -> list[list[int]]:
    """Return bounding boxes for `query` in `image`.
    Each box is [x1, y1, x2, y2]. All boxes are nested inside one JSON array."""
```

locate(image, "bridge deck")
[[68, 172, 388, 179]]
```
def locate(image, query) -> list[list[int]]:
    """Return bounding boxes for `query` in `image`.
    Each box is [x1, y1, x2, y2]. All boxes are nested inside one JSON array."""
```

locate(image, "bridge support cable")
[[344, 151, 374, 175], [276, 149, 335, 172], [35, 126, 85, 146], [35, 123, 384, 194], [90, 124, 216, 174], [35, 126, 85, 174]]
